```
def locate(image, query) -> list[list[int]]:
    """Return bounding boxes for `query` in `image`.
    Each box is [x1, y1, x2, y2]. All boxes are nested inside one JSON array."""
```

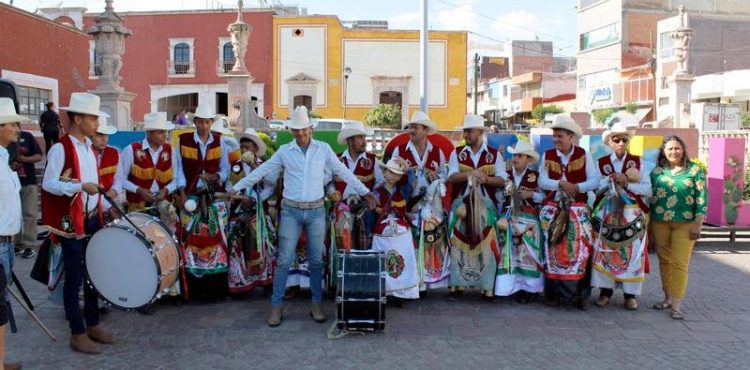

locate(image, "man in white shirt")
[[0, 97, 24, 370], [538, 114, 601, 311], [41, 93, 114, 354], [115, 112, 177, 211], [232, 106, 376, 327]]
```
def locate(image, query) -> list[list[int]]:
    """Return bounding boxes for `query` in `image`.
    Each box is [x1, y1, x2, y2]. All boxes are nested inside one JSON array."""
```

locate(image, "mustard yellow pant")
[[651, 221, 696, 299]]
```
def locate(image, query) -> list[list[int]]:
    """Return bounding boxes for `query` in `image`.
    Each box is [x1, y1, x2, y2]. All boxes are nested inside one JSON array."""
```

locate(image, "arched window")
[[222, 42, 235, 72], [173, 43, 190, 74]]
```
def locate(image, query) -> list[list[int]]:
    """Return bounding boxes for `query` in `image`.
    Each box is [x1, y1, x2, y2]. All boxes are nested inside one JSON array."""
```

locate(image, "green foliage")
[[625, 102, 638, 115], [592, 108, 616, 125], [531, 104, 563, 122], [745, 161, 750, 201], [515, 133, 529, 142], [257, 132, 276, 161], [309, 111, 322, 119], [363, 104, 402, 129], [741, 111, 750, 129], [722, 155, 743, 225]]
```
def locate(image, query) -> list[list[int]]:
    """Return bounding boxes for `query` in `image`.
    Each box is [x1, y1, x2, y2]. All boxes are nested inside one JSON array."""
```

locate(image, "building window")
[[222, 43, 235, 73], [580, 22, 619, 51], [168, 38, 195, 77], [503, 85, 508, 97], [622, 74, 653, 103], [88, 40, 102, 78], [17, 85, 51, 119], [659, 32, 675, 58], [521, 82, 542, 99]]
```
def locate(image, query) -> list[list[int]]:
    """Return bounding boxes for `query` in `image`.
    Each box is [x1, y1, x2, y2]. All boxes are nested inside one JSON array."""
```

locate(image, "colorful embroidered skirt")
[[495, 206, 545, 296]]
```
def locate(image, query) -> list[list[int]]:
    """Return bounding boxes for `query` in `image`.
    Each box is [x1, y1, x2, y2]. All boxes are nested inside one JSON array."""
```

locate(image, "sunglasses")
[[611, 137, 629, 144]]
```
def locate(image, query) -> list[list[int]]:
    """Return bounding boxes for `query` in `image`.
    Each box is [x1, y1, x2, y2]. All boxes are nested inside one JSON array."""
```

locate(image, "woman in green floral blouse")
[[649, 135, 707, 320]]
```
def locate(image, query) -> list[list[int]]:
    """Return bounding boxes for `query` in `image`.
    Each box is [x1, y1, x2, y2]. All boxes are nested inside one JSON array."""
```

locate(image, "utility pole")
[[649, 30, 657, 125], [419, 0, 429, 114], [473, 53, 480, 114]]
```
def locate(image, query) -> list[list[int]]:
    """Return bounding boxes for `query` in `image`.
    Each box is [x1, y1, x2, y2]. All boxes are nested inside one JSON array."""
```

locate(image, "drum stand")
[[6, 272, 57, 341]]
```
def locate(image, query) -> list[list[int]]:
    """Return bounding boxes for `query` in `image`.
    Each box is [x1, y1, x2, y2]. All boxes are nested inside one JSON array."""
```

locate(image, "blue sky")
[[9, 0, 579, 57]]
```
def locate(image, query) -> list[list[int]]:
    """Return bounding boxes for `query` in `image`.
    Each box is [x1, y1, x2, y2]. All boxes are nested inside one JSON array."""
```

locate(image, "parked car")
[[312, 118, 369, 131], [268, 120, 286, 131]]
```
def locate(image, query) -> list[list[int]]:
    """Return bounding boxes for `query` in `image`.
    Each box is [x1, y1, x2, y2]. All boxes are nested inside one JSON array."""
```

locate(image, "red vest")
[[395, 142, 443, 197], [334, 152, 377, 194], [372, 186, 409, 235], [596, 153, 649, 211], [228, 148, 244, 185], [543, 146, 589, 203], [41, 135, 94, 238], [451, 145, 499, 203], [178, 132, 223, 194], [126, 142, 174, 205], [97, 146, 119, 191], [503, 167, 540, 210]]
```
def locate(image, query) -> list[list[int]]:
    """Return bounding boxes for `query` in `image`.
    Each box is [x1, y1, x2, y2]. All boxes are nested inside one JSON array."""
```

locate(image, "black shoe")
[[140, 304, 155, 315], [21, 248, 36, 259], [13, 248, 21, 256], [576, 298, 591, 311]]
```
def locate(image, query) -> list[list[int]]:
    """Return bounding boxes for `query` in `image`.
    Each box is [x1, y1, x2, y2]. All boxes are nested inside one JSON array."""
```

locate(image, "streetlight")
[[343, 66, 352, 119]]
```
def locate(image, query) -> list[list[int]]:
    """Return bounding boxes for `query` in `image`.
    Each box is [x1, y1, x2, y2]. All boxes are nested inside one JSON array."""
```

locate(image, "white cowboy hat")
[[211, 116, 234, 135], [235, 127, 267, 156], [408, 111, 437, 133], [286, 105, 313, 129], [507, 139, 539, 164], [461, 114, 488, 131], [0, 98, 29, 125], [337, 120, 367, 145], [61, 92, 101, 117], [602, 121, 635, 144], [143, 112, 175, 131], [548, 113, 582, 138], [96, 112, 117, 135], [190, 103, 217, 121], [379, 158, 406, 175]]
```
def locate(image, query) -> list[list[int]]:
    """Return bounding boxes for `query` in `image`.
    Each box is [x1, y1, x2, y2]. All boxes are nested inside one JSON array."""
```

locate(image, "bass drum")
[[86, 212, 180, 310], [336, 250, 386, 331]]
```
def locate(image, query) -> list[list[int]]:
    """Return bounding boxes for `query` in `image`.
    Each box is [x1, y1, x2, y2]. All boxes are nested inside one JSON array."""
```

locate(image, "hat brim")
[[462, 125, 490, 131], [144, 122, 176, 131], [549, 122, 583, 138], [377, 160, 406, 175], [0, 114, 31, 124], [235, 133, 267, 157], [410, 119, 437, 133], [602, 129, 634, 144], [507, 146, 539, 163], [61, 107, 100, 117], [337, 128, 367, 145], [96, 125, 118, 135], [285, 121, 313, 129]]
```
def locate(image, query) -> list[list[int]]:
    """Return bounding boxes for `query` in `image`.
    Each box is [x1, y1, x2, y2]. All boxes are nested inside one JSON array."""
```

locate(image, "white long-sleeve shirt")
[[596, 153, 652, 196], [42, 135, 100, 213], [329, 150, 384, 199], [0, 146, 22, 236], [538, 147, 600, 201], [231, 162, 278, 201], [115, 139, 177, 194], [174, 132, 230, 190], [233, 139, 370, 202]]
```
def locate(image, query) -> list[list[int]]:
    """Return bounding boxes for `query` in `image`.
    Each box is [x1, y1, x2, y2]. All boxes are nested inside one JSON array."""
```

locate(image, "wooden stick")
[[8, 287, 56, 341]]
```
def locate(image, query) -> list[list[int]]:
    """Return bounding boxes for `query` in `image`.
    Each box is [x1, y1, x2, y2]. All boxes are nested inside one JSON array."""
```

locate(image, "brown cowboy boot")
[[310, 303, 327, 323], [267, 306, 283, 327], [70, 333, 101, 354], [86, 325, 115, 344]]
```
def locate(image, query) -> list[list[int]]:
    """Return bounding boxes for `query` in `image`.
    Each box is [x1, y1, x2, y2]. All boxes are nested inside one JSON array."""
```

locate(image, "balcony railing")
[[167, 60, 195, 76], [217, 59, 236, 74]]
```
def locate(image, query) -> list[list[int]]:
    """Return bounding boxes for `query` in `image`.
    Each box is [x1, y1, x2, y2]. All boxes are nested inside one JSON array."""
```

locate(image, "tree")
[[309, 110, 322, 119], [592, 107, 616, 125], [740, 111, 750, 129], [531, 104, 564, 122], [363, 104, 402, 129], [625, 102, 638, 115]]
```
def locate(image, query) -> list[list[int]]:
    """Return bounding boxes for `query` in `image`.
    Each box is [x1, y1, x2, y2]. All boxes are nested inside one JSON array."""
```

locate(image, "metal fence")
[[700, 130, 750, 162]]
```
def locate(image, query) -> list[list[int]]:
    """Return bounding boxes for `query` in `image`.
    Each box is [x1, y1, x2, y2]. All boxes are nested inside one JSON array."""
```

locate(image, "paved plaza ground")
[[5, 244, 750, 370]]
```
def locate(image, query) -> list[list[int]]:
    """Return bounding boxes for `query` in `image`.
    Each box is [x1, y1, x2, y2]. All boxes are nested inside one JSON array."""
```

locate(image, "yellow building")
[[273, 15, 467, 130]]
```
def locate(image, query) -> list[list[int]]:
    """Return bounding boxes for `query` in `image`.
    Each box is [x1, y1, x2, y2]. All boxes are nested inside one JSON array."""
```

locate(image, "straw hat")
[[0, 98, 29, 124], [96, 112, 117, 135], [286, 106, 313, 129], [337, 120, 367, 145], [602, 121, 635, 144], [548, 114, 582, 138], [379, 158, 406, 175], [143, 112, 175, 131], [190, 103, 217, 121], [61, 92, 101, 117], [408, 111, 437, 133], [507, 140, 539, 164], [235, 127, 267, 156]]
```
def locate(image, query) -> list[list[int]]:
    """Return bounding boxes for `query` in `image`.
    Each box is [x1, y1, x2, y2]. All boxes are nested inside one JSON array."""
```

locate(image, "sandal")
[[652, 301, 672, 310], [670, 309, 684, 320]]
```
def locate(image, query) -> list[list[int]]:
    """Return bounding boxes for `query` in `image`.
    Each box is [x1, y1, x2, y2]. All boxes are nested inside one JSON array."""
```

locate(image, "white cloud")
[[434, 1, 477, 31], [387, 11, 421, 30], [489, 9, 545, 43]]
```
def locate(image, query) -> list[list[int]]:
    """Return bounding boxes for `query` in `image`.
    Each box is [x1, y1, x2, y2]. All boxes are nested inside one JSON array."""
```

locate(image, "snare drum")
[[336, 250, 386, 331], [86, 212, 180, 310]]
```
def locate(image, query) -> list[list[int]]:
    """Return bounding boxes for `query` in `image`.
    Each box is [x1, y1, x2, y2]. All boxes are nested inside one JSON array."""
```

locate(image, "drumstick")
[[8, 287, 56, 341]]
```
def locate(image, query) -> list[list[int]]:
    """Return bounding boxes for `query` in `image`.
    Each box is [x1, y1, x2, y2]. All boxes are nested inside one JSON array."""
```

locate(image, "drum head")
[[86, 226, 159, 309]]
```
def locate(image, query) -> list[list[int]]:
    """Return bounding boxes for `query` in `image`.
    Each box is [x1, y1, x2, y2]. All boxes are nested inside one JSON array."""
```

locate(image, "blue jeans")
[[0, 241, 14, 325], [271, 205, 326, 306], [60, 218, 101, 335]]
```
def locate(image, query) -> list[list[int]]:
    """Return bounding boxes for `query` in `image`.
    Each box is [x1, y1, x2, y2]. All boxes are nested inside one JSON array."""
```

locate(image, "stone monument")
[[226, 0, 267, 132], [87, 0, 136, 130], [666, 5, 695, 129]]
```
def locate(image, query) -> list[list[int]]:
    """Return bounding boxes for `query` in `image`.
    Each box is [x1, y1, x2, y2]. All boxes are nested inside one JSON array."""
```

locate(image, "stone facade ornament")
[[670, 5, 693, 75], [228, 0, 252, 74]]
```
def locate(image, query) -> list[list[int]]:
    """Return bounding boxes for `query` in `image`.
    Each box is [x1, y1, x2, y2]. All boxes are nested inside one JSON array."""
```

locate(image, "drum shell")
[[336, 250, 386, 331]]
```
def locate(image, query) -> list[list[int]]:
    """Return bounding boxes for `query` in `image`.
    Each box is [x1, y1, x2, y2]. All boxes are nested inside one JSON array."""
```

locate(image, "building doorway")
[[293, 95, 312, 111], [216, 92, 228, 116], [379, 91, 403, 126], [157, 92, 197, 123]]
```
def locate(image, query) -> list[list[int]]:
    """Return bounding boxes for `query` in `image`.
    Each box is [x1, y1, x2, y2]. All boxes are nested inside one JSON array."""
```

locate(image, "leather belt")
[[0, 235, 12, 243], [282, 198, 324, 210]]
